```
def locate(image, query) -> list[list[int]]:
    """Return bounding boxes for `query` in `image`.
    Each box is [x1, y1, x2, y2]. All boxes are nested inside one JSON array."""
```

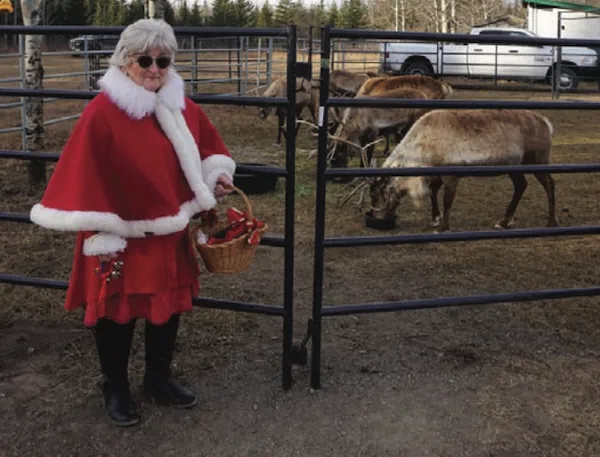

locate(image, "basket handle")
[[226, 185, 254, 221]]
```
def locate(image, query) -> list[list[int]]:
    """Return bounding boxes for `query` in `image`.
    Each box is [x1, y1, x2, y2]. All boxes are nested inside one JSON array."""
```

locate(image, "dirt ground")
[[1, 54, 600, 457]]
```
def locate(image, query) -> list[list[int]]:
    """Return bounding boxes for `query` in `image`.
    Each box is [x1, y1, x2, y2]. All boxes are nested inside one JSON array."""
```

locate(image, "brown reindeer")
[[328, 69, 374, 96], [258, 77, 316, 146], [354, 74, 454, 154], [328, 87, 431, 168], [356, 74, 453, 98], [367, 109, 558, 232]]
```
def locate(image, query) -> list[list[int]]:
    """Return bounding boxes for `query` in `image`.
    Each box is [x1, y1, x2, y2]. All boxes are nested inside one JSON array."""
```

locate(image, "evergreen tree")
[[163, 0, 176, 24], [338, 0, 368, 28], [314, 0, 326, 27], [201, 0, 210, 24], [177, 0, 190, 24], [64, 0, 88, 25], [211, 0, 233, 26], [127, 0, 146, 23], [115, 0, 128, 25], [256, 0, 273, 28], [233, 0, 255, 26], [106, 0, 119, 24], [93, 0, 108, 25], [327, 1, 338, 27], [84, 0, 95, 24], [189, 0, 203, 25], [46, 0, 67, 25], [273, 0, 295, 26]]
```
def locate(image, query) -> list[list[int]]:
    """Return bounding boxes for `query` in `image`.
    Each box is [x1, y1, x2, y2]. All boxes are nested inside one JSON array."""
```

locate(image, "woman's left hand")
[[215, 174, 234, 199]]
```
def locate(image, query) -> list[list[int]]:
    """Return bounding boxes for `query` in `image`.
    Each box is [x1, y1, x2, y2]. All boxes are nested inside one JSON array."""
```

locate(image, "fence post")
[[256, 37, 261, 92], [192, 36, 198, 94], [243, 36, 249, 94], [237, 36, 241, 94], [282, 24, 297, 391], [18, 33, 26, 152], [310, 25, 331, 390], [555, 11, 563, 100], [228, 39, 232, 81], [308, 25, 313, 77], [267, 37, 273, 86]]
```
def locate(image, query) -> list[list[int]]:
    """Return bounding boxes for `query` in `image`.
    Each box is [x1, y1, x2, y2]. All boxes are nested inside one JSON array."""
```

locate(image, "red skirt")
[[65, 227, 200, 327]]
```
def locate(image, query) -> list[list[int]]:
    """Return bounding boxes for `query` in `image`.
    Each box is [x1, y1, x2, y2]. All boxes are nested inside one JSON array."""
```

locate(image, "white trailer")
[[524, 0, 600, 40]]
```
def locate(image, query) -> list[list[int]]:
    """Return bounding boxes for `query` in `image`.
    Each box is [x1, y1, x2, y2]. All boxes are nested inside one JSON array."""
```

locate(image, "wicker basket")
[[192, 186, 267, 274]]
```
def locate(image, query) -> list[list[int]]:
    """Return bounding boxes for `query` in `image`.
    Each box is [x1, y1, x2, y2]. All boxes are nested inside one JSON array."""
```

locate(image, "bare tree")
[[145, 0, 164, 18], [21, 0, 45, 187]]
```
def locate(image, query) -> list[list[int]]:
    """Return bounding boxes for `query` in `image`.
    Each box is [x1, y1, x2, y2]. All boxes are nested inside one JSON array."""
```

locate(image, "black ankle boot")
[[143, 314, 197, 408], [93, 318, 141, 426]]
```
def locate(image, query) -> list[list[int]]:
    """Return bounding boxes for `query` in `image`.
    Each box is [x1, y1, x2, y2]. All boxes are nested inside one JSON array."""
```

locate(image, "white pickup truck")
[[379, 27, 600, 90]]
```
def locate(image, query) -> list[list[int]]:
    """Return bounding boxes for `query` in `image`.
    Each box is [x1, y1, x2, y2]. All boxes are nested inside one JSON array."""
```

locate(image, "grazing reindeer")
[[367, 109, 558, 232], [258, 77, 315, 146], [328, 87, 430, 167], [355, 75, 454, 154]]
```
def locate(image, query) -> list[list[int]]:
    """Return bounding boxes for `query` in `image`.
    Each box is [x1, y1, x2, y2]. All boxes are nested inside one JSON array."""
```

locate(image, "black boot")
[[93, 318, 140, 426], [143, 314, 197, 408]]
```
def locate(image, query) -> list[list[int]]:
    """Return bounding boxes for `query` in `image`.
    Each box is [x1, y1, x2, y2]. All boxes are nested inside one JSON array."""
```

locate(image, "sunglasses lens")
[[137, 56, 153, 68], [156, 57, 171, 69]]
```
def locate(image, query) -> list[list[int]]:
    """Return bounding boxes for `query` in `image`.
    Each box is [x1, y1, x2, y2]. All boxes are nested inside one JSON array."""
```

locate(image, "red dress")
[[30, 68, 235, 327]]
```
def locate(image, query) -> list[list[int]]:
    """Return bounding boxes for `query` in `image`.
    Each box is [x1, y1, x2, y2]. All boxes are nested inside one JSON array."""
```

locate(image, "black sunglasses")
[[136, 55, 171, 69]]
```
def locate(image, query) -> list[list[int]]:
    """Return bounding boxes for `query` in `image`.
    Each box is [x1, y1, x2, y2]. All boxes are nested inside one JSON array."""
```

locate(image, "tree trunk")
[[21, 0, 45, 187], [440, 0, 447, 33], [400, 0, 405, 31], [145, 0, 164, 19]]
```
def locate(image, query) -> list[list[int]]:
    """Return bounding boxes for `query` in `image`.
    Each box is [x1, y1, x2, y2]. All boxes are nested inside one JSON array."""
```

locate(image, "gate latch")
[[290, 318, 313, 366]]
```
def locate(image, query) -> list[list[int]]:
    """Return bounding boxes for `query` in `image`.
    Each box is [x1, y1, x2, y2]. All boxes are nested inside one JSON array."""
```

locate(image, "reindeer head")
[[369, 175, 430, 220], [258, 78, 284, 120]]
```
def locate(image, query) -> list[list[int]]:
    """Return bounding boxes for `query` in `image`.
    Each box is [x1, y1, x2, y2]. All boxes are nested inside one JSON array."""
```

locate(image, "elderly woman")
[[30, 19, 235, 426]]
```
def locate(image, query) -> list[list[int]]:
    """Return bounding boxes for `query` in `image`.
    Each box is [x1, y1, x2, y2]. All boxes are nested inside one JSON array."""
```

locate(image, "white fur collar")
[[98, 66, 185, 119]]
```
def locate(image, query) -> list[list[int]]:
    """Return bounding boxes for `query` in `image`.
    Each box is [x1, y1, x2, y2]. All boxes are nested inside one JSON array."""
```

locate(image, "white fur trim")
[[155, 99, 217, 209], [98, 67, 185, 119], [201, 155, 236, 193], [157, 69, 186, 111], [30, 198, 203, 238], [82, 232, 127, 256]]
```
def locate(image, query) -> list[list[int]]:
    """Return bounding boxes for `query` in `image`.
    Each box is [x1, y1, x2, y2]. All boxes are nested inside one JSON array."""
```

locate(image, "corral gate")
[[0, 24, 300, 390], [310, 26, 600, 389]]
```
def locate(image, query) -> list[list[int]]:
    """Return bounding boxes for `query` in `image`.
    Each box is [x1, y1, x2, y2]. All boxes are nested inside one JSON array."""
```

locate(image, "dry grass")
[[1, 55, 600, 457]]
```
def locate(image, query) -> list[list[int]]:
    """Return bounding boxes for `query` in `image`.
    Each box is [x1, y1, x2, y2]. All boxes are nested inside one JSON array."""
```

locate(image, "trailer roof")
[[523, 0, 600, 11]]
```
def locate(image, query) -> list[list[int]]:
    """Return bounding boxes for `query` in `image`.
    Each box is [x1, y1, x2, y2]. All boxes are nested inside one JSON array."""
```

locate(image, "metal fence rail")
[[0, 24, 299, 390], [310, 25, 600, 389]]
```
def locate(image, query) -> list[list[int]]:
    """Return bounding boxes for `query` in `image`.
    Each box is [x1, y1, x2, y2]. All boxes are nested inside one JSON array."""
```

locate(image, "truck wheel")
[[404, 62, 432, 76], [554, 67, 579, 91]]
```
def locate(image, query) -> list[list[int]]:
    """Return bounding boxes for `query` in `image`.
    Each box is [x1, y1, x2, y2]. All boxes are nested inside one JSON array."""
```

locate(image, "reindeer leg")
[[274, 110, 284, 146], [429, 177, 443, 228], [534, 172, 558, 227], [295, 107, 303, 135], [437, 176, 459, 233], [495, 173, 528, 229]]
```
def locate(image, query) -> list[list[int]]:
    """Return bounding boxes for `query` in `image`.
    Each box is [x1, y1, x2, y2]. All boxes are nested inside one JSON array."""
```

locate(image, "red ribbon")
[[206, 207, 265, 246]]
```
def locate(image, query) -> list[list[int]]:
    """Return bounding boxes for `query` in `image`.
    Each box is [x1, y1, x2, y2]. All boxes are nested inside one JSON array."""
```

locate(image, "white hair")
[[109, 19, 178, 68]]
